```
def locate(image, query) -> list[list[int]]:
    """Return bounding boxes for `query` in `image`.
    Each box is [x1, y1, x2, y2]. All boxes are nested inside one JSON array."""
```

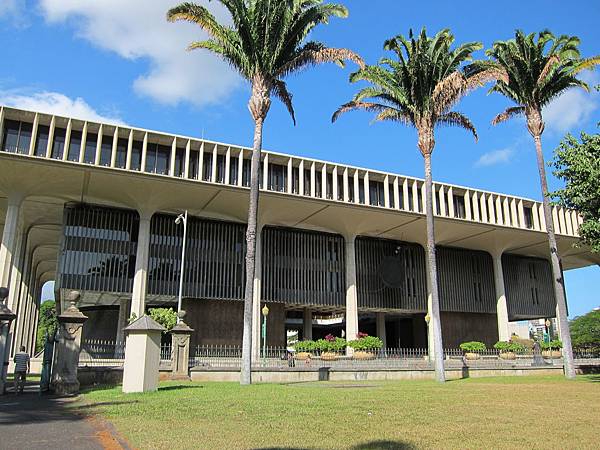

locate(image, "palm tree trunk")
[[423, 152, 446, 383], [240, 116, 265, 386], [532, 132, 576, 379]]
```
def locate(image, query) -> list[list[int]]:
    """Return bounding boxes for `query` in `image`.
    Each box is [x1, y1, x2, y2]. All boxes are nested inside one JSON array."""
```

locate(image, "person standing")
[[13, 346, 30, 394]]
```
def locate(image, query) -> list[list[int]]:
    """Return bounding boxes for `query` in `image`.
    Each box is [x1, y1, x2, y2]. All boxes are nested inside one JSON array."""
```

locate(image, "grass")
[[77, 375, 600, 449]]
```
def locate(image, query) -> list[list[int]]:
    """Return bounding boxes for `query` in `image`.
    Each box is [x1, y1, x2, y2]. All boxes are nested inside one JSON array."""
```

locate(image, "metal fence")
[[79, 339, 125, 367]]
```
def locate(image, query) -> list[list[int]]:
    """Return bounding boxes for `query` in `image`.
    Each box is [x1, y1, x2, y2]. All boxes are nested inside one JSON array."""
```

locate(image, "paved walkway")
[[0, 382, 129, 450]]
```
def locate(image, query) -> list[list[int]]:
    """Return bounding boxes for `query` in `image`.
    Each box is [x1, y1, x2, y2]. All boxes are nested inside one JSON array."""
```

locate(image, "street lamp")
[[175, 211, 188, 323], [262, 305, 270, 360]]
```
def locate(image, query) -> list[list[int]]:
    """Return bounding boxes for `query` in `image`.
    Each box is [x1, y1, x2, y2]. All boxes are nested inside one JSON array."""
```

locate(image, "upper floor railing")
[[0, 105, 582, 237]]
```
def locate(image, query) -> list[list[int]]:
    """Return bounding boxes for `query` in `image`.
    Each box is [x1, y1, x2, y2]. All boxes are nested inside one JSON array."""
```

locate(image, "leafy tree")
[[551, 131, 600, 253], [149, 308, 178, 333], [569, 309, 600, 349], [332, 28, 502, 382], [167, 0, 362, 385], [487, 30, 599, 379], [35, 300, 58, 353]]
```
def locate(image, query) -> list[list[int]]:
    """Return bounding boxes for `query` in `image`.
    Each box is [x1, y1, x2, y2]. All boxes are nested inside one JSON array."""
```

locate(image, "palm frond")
[[437, 111, 478, 141], [331, 101, 392, 123], [272, 79, 296, 125], [491, 106, 526, 125]]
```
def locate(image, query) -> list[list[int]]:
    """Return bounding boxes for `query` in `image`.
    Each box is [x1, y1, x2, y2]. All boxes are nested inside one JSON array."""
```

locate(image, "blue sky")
[[1, 0, 598, 318]]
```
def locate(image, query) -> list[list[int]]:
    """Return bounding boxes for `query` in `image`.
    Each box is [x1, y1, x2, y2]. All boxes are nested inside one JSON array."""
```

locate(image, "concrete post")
[[131, 212, 152, 319], [493, 253, 510, 342], [376, 312, 387, 348], [115, 298, 130, 345], [303, 308, 313, 341], [122, 315, 164, 393], [51, 295, 88, 395], [0, 287, 16, 395], [345, 235, 359, 350], [170, 314, 194, 380]]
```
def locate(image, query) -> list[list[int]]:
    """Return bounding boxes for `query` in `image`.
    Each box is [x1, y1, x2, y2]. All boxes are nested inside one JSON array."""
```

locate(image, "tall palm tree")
[[167, 0, 362, 385], [333, 28, 504, 382], [487, 30, 599, 379]]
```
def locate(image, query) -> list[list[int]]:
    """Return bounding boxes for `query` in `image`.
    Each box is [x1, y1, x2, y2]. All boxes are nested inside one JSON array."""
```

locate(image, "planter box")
[[320, 352, 339, 361], [465, 352, 481, 360], [353, 351, 376, 360], [499, 352, 516, 360], [542, 350, 562, 359], [295, 352, 313, 361]]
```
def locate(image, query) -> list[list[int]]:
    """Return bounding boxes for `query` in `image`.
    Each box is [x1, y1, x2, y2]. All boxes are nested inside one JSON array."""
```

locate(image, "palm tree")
[[167, 1, 363, 385], [333, 28, 504, 382], [487, 30, 599, 379]]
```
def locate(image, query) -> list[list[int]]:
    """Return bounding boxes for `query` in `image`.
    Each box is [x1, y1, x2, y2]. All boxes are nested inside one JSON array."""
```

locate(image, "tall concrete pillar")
[[131, 212, 152, 319], [345, 235, 359, 345], [251, 225, 263, 362], [303, 308, 313, 341], [116, 298, 130, 344], [493, 253, 510, 342], [376, 312, 387, 348], [0, 194, 23, 306]]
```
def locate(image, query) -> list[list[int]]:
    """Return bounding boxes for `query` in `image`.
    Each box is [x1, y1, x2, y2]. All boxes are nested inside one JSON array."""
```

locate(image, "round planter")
[[499, 352, 516, 360], [465, 352, 481, 360], [295, 352, 312, 361], [542, 350, 562, 359], [320, 352, 339, 361], [353, 351, 376, 360]]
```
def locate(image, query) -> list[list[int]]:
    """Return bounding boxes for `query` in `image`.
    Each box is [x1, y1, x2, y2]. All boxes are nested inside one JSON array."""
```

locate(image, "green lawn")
[[77, 375, 600, 449]]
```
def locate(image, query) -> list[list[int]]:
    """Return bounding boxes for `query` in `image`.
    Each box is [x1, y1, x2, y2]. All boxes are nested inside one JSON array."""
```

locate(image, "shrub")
[[459, 341, 486, 353], [295, 340, 316, 352], [315, 337, 346, 352], [541, 339, 563, 350], [494, 341, 525, 352], [347, 335, 384, 351], [149, 308, 177, 333]]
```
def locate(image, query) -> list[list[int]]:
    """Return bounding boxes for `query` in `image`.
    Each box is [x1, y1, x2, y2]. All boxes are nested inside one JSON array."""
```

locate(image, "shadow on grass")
[[255, 441, 416, 450], [158, 384, 204, 392], [581, 375, 600, 382]]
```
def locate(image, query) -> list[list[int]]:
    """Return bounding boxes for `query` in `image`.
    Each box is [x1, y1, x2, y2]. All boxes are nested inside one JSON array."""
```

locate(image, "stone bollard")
[[0, 287, 17, 395], [122, 315, 164, 393], [171, 312, 194, 380], [51, 293, 88, 396]]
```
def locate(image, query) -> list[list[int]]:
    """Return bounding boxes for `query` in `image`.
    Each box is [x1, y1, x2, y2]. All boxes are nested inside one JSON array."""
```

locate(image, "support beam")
[[130, 212, 152, 319], [344, 235, 359, 348], [0, 195, 23, 297], [493, 253, 510, 342], [303, 308, 312, 341], [376, 312, 387, 348]]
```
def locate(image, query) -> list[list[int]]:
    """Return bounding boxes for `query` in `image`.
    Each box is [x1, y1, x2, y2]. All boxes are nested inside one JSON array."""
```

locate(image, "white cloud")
[[38, 0, 240, 106], [474, 148, 514, 168], [0, 91, 125, 124], [543, 70, 600, 134], [0, 0, 28, 26]]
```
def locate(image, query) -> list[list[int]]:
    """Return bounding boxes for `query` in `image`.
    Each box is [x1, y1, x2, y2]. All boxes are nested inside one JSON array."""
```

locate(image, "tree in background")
[[569, 309, 600, 349], [35, 300, 58, 353], [552, 131, 600, 253], [332, 28, 503, 382], [487, 30, 599, 379], [167, 0, 362, 385]]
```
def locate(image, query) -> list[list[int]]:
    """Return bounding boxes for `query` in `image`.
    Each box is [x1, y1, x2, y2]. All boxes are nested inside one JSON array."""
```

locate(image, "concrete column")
[[345, 235, 359, 347], [0, 288, 17, 395], [51, 295, 88, 395], [251, 225, 263, 362], [131, 212, 152, 319], [303, 308, 312, 341], [116, 298, 130, 344], [122, 315, 164, 393], [0, 195, 23, 294], [493, 253, 510, 342], [170, 318, 193, 380], [376, 312, 387, 348]]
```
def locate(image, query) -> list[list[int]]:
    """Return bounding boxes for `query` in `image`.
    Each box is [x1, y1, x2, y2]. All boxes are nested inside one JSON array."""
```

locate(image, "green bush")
[[540, 339, 563, 350], [314, 336, 347, 352], [494, 341, 525, 352], [347, 335, 384, 351], [35, 300, 58, 353], [149, 308, 177, 333], [459, 341, 486, 352], [294, 340, 317, 352]]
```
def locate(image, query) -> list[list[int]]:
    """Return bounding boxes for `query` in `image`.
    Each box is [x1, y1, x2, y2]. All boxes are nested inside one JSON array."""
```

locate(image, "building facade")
[[1, 106, 598, 360]]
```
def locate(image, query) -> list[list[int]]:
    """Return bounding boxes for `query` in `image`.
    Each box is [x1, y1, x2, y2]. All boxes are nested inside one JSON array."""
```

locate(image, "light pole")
[[175, 211, 188, 323], [262, 305, 269, 361]]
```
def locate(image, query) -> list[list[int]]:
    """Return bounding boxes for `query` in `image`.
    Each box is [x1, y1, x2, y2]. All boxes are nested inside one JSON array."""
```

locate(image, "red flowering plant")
[[316, 334, 347, 353], [356, 332, 369, 339]]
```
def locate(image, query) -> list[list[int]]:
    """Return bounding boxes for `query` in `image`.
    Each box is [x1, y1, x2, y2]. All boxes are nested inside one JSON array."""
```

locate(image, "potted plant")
[[494, 341, 525, 360], [317, 334, 346, 361], [294, 340, 316, 360], [459, 341, 486, 360], [348, 333, 383, 360], [541, 340, 563, 359]]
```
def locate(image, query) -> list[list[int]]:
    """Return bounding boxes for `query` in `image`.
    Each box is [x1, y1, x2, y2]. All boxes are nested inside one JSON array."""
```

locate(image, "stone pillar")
[[0, 288, 16, 395], [303, 308, 313, 341], [0, 194, 22, 291], [115, 298, 130, 345], [493, 253, 510, 342], [251, 225, 263, 362], [170, 314, 193, 380], [345, 235, 359, 349], [131, 213, 152, 319], [122, 315, 164, 393], [51, 295, 88, 395], [376, 312, 387, 348]]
